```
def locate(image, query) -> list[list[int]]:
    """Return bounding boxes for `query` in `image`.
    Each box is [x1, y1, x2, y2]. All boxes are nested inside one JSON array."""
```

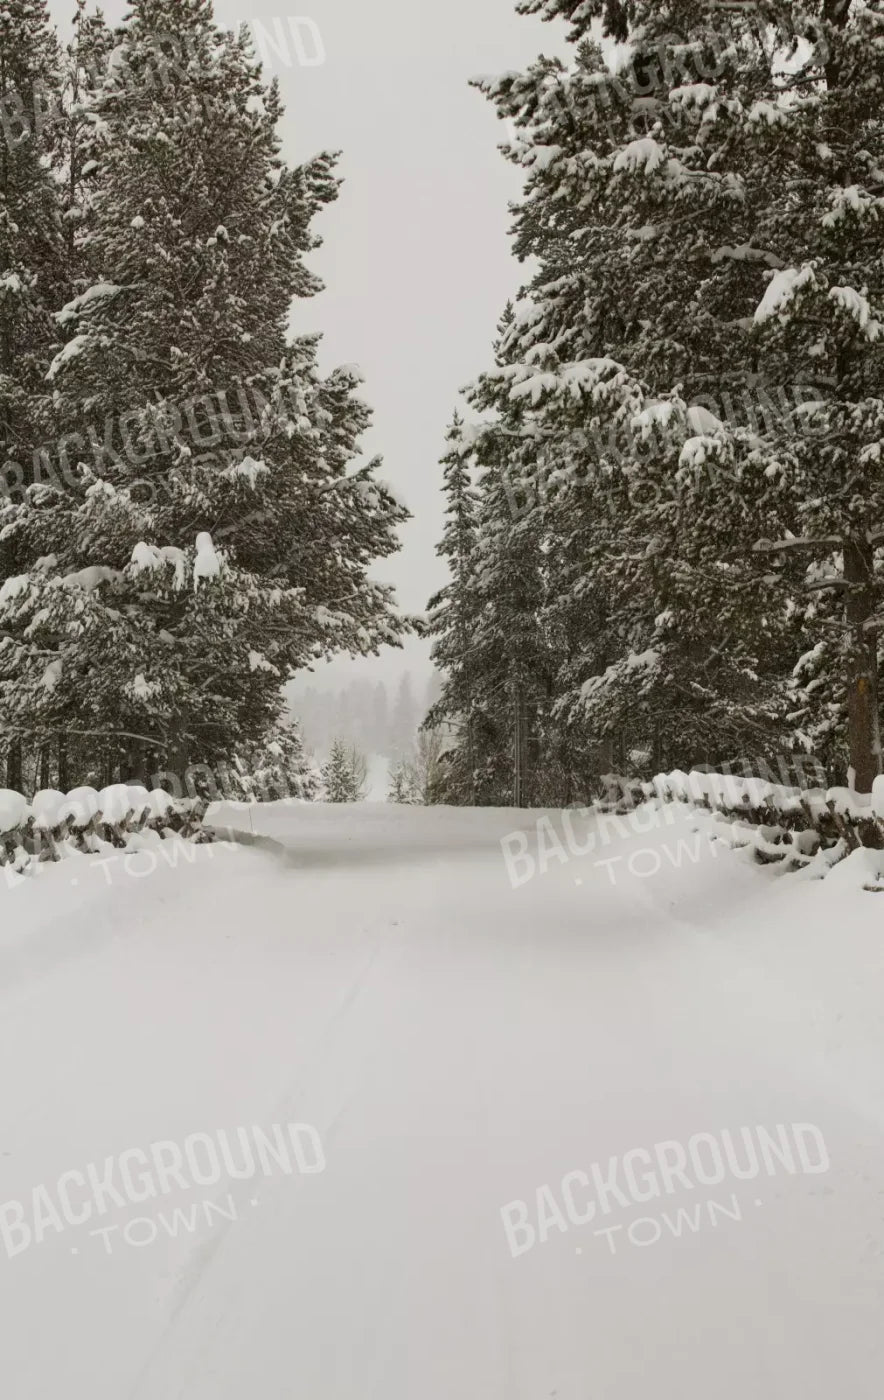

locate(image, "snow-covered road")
[[2, 800, 883, 1398]]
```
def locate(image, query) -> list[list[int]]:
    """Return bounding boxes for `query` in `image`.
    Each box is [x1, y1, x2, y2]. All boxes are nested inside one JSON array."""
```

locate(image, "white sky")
[[48, 0, 567, 691]]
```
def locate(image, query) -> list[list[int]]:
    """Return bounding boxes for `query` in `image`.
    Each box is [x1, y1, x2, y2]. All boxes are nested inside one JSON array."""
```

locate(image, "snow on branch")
[[754, 264, 818, 324]]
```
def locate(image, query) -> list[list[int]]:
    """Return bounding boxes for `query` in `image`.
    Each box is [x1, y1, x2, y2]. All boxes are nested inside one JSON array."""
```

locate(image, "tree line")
[[293, 671, 441, 761]]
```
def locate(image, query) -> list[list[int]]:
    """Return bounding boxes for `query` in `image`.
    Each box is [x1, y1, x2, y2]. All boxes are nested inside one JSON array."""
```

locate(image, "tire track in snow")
[[128, 912, 403, 1398]]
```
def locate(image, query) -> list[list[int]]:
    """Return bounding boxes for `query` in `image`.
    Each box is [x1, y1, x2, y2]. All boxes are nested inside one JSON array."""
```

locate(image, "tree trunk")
[[58, 735, 69, 794], [653, 723, 664, 776], [843, 535, 881, 794], [123, 740, 147, 786], [6, 739, 23, 792], [467, 720, 477, 805]]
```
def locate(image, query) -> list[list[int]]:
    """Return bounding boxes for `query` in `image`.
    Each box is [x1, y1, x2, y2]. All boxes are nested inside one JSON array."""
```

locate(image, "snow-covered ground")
[[364, 751, 392, 801], [1, 799, 883, 1398]]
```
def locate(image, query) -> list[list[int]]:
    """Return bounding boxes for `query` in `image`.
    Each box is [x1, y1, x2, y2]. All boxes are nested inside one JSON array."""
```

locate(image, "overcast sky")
[[48, 0, 566, 691]]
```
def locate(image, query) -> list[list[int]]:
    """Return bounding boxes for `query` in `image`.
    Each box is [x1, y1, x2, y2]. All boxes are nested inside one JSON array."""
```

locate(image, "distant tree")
[[233, 717, 319, 803], [321, 738, 367, 802], [346, 743, 369, 801], [387, 756, 417, 804], [411, 728, 445, 805], [388, 728, 445, 805], [425, 414, 481, 801], [321, 739, 357, 803]]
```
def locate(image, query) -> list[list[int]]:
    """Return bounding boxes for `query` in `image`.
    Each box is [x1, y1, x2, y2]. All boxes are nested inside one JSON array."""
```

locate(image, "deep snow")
[[1, 799, 883, 1398]]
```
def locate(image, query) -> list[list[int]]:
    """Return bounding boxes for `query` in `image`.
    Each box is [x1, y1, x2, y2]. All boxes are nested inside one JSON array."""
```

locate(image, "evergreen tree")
[[457, 0, 836, 788], [387, 756, 416, 804], [387, 729, 445, 805], [0, 0, 408, 790], [321, 737, 363, 803], [0, 0, 66, 789], [55, 0, 114, 285], [231, 715, 319, 802], [456, 303, 566, 803], [734, 0, 884, 790], [425, 413, 482, 801], [468, 424, 551, 803]]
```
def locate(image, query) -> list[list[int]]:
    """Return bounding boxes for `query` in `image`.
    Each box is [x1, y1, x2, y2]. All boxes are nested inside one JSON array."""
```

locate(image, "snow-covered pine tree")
[[0, 0, 64, 474], [230, 715, 319, 803], [321, 738, 360, 803], [0, 0, 408, 789], [5, 7, 118, 795], [459, 411, 552, 805], [54, 0, 115, 283], [387, 756, 417, 804], [0, 0, 66, 789], [428, 307, 557, 805], [387, 730, 444, 805], [731, 1, 884, 791], [492, 0, 884, 794], [466, 1, 816, 780], [425, 413, 482, 802]]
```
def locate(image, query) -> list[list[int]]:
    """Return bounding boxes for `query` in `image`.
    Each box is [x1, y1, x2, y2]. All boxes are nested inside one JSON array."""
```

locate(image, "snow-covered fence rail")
[[0, 784, 211, 883], [609, 769, 884, 877]]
